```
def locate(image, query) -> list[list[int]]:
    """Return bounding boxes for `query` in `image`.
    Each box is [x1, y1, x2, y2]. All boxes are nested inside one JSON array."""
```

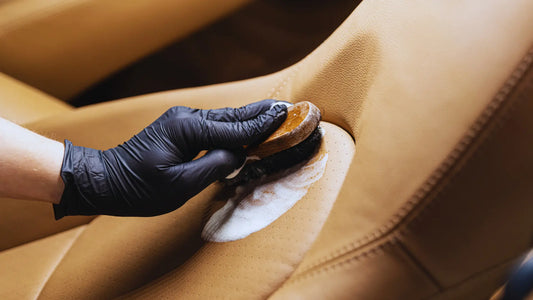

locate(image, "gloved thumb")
[[168, 149, 245, 200]]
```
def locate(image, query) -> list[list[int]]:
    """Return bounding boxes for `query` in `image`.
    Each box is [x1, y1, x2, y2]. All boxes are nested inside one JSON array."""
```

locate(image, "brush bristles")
[[222, 127, 323, 186]]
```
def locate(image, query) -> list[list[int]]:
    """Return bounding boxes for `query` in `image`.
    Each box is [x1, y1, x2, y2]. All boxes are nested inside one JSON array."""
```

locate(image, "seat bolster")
[[0, 72, 72, 124]]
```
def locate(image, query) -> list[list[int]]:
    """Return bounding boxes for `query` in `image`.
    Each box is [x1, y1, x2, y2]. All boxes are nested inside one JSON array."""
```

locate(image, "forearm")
[[0, 117, 64, 204]]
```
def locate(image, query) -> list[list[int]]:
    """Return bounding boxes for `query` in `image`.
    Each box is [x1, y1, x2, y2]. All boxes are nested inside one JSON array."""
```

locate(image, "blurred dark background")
[[71, 0, 358, 106]]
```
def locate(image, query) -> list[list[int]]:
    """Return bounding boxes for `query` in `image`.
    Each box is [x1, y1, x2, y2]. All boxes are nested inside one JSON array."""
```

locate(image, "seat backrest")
[[269, 0, 533, 298]]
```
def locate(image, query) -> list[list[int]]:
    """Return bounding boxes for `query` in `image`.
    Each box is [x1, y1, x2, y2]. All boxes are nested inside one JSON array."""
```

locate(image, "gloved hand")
[[54, 99, 287, 219]]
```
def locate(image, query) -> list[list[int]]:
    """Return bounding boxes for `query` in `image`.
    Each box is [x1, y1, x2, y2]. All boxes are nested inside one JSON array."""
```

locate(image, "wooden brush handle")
[[247, 101, 321, 158]]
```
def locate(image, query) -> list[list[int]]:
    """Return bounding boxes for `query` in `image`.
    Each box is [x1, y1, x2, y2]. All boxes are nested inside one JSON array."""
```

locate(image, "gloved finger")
[[198, 104, 287, 148], [204, 99, 287, 122], [155, 106, 197, 123], [168, 149, 245, 199]]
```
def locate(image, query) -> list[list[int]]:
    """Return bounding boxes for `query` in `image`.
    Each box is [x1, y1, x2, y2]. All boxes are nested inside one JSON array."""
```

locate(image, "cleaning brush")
[[222, 101, 323, 186]]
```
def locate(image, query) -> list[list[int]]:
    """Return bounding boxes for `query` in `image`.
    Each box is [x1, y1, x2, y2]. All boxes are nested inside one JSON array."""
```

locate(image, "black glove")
[[54, 99, 287, 219]]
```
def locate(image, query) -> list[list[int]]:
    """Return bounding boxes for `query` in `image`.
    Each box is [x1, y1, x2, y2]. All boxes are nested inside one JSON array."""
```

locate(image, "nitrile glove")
[[54, 99, 287, 219]]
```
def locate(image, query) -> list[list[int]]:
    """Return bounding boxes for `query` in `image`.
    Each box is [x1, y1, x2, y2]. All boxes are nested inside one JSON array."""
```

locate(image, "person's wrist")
[[53, 140, 112, 220]]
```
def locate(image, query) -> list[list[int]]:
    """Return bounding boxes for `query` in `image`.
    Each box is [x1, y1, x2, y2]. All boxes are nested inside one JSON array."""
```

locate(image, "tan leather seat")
[[0, 73, 72, 124], [0, 226, 86, 299], [0, 0, 251, 100], [0, 0, 532, 299]]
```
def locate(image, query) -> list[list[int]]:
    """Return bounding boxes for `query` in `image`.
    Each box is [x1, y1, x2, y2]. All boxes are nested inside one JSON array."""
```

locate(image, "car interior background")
[[0, 0, 532, 299]]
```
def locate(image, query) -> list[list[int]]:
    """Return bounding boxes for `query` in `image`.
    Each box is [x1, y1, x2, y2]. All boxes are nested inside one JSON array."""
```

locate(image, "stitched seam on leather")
[[278, 48, 533, 290], [403, 54, 533, 231], [279, 236, 400, 286], [291, 46, 533, 277], [34, 224, 88, 298], [266, 72, 287, 99]]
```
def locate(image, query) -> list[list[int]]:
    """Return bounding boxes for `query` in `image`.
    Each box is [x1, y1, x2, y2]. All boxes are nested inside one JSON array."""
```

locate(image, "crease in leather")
[[277, 235, 518, 299], [396, 238, 443, 290], [280, 46, 533, 285], [34, 224, 87, 299], [272, 236, 422, 287], [423, 257, 518, 300]]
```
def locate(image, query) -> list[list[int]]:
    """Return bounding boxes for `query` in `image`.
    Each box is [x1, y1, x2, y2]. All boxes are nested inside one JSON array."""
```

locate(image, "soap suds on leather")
[[202, 153, 328, 242]]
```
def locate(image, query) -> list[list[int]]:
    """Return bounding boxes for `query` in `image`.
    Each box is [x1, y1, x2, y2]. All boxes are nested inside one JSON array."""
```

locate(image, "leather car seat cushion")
[[0, 226, 86, 299], [33, 121, 353, 299], [0, 197, 94, 252], [0, 72, 72, 124]]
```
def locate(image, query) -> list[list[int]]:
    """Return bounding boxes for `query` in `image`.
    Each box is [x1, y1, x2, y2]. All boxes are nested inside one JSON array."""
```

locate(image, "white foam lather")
[[202, 153, 328, 242]]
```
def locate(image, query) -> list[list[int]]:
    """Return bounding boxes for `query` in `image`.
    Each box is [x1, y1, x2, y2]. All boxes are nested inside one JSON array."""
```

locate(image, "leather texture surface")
[[0, 0, 250, 100], [0, 196, 93, 252], [270, 0, 533, 298], [36, 122, 354, 299], [0, 0, 532, 299], [0, 72, 71, 124], [0, 226, 86, 299]]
